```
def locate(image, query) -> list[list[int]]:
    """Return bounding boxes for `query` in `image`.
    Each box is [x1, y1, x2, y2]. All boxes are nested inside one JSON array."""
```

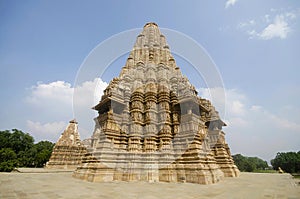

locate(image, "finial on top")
[[69, 119, 78, 124], [144, 22, 158, 28]]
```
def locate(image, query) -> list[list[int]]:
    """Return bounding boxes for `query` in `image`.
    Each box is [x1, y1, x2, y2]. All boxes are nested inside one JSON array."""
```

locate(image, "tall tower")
[[73, 23, 239, 184]]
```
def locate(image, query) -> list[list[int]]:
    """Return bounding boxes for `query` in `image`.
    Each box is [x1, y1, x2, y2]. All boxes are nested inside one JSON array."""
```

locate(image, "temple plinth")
[[73, 22, 239, 184]]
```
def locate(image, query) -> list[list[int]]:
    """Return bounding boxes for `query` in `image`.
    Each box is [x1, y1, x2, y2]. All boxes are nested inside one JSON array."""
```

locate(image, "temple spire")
[[126, 22, 174, 67]]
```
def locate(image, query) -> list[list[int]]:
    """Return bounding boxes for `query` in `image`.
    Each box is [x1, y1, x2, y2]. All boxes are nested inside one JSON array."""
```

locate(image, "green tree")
[[244, 158, 256, 172], [0, 148, 17, 171], [0, 161, 17, 172], [248, 157, 268, 170], [32, 141, 54, 167], [271, 151, 300, 173], [0, 129, 54, 171], [0, 148, 17, 162], [34, 141, 54, 152], [0, 130, 10, 149], [233, 154, 268, 172], [17, 148, 37, 167], [9, 129, 34, 154], [232, 154, 246, 171]]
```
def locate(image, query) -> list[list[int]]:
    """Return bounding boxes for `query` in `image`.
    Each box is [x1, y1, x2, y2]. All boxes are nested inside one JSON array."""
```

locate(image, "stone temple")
[[73, 22, 239, 184], [46, 120, 87, 169]]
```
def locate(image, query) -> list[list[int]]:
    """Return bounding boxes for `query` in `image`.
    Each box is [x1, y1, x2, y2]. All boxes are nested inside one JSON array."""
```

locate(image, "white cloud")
[[225, 0, 238, 9], [227, 117, 248, 128], [231, 100, 246, 116], [264, 15, 270, 23], [285, 12, 296, 19], [26, 78, 107, 108], [26, 120, 67, 142], [26, 81, 73, 105], [258, 15, 291, 40], [237, 22, 247, 28], [73, 78, 107, 107], [249, 20, 256, 25], [238, 9, 298, 40], [247, 29, 258, 39], [25, 78, 108, 141], [250, 105, 262, 111], [237, 20, 256, 29], [269, 113, 300, 131]]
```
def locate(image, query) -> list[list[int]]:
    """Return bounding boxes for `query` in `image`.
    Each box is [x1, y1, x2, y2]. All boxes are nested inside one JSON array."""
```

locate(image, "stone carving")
[[73, 22, 239, 184], [46, 120, 87, 169]]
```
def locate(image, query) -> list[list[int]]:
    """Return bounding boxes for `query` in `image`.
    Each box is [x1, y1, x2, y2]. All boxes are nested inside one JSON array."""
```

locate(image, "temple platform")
[[1, 171, 299, 199]]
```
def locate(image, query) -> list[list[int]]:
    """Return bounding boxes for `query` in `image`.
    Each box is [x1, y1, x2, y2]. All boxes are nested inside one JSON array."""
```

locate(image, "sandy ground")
[[0, 171, 299, 199]]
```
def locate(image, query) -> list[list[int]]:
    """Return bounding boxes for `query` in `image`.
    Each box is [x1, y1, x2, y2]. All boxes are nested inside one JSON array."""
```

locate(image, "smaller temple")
[[46, 119, 87, 169], [206, 103, 240, 177]]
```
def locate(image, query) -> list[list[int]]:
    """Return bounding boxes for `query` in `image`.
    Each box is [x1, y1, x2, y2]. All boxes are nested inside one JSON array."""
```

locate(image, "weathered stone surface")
[[73, 22, 239, 184], [46, 120, 87, 169]]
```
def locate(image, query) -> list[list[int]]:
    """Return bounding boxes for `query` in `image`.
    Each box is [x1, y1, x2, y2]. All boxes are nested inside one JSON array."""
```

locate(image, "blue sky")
[[0, 0, 299, 162]]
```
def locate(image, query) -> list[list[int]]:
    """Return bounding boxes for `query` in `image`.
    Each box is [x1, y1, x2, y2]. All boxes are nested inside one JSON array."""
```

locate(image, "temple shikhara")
[[50, 22, 239, 184], [46, 120, 87, 169]]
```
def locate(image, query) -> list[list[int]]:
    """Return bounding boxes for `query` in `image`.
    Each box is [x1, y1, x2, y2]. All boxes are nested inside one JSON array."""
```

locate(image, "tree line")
[[0, 129, 54, 172], [233, 152, 300, 173]]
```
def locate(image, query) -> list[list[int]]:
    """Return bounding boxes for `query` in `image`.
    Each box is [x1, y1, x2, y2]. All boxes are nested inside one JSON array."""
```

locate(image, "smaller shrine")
[[45, 119, 87, 169]]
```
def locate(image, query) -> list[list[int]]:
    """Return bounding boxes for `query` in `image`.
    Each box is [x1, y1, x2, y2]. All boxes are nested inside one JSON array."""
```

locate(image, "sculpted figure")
[[160, 113, 166, 121], [166, 113, 170, 122], [164, 102, 170, 110], [132, 101, 138, 109], [145, 112, 150, 121], [173, 113, 178, 122], [146, 101, 151, 109], [198, 128, 206, 139], [173, 125, 179, 134]]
